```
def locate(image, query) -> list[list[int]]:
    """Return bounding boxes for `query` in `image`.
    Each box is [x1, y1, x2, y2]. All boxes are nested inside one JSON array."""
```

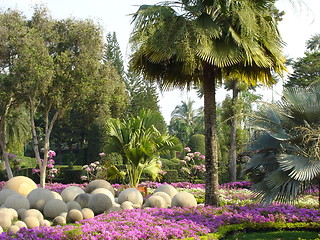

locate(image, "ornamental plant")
[[81, 161, 102, 182], [32, 150, 58, 183], [180, 147, 206, 183]]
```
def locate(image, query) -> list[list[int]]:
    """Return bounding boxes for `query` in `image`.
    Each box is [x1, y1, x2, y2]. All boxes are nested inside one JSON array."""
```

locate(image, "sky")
[[1, 0, 319, 123]]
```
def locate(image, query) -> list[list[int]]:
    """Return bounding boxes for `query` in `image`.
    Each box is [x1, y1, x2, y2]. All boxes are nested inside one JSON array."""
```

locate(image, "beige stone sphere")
[[154, 184, 178, 199], [24, 216, 40, 229], [153, 192, 172, 207], [66, 209, 83, 223], [118, 188, 143, 208], [14, 220, 27, 229], [3, 176, 37, 197], [8, 225, 20, 233], [23, 209, 44, 222], [144, 195, 167, 208], [91, 188, 115, 204], [120, 201, 134, 210], [81, 208, 94, 219], [171, 192, 197, 207], [61, 186, 85, 203], [0, 212, 12, 229], [39, 219, 51, 227], [53, 216, 66, 226], [85, 179, 115, 196]]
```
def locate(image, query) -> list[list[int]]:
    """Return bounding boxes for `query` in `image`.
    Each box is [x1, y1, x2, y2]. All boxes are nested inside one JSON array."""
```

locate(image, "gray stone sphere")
[[154, 184, 178, 199], [24, 216, 40, 229], [66, 201, 82, 211], [27, 188, 55, 212], [74, 193, 92, 208], [0, 189, 17, 206], [3, 193, 30, 211], [3, 176, 37, 197], [118, 188, 143, 208], [8, 225, 20, 233], [66, 209, 83, 223], [81, 208, 94, 219], [120, 201, 134, 210], [144, 195, 167, 208], [43, 199, 68, 219], [85, 179, 115, 196], [51, 191, 63, 200], [88, 193, 113, 214], [23, 209, 44, 222], [17, 208, 27, 220], [153, 192, 172, 207], [171, 192, 197, 207], [39, 219, 51, 227], [91, 188, 115, 204], [53, 216, 66, 226], [0, 212, 12, 229], [108, 206, 122, 212], [61, 186, 84, 203], [14, 220, 27, 229]]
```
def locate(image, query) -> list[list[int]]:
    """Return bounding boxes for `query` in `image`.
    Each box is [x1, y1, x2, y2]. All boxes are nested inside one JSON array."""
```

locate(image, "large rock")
[[153, 192, 172, 207], [3, 176, 37, 197], [118, 188, 143, 208], [91, 188, 115, 204], [74, 193, 92, 208], [144, 195, 166, 208], [3, 193, 30, 211], [43, 199, 68, 219], [85, 179, 115, 196], [61, 186, 84, 203], [154, 184, 178, 199], [27, 188, 55, 212], [171, 192, 197, 207], [88, 193, 113, 214], [0, 189, 17, 206], [66, 209, 83, 223]]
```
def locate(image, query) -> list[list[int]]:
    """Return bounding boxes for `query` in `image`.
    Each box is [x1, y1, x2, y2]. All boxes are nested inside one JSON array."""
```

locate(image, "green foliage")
[[187, 134, 205, 154], [15, 156, 37, 168], [161, 170, 178, 183]]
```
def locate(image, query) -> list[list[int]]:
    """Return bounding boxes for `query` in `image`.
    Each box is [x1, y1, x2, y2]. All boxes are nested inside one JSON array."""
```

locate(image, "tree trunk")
[[203, 63, 220, 206], [229, 80, 239, 182]]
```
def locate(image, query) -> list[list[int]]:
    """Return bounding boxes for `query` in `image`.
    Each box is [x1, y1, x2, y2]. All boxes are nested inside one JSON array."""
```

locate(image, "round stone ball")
[[0, 226, 3, 234], [23, 209, 44, 222], [66, 201, 82, 211], [91, 188, 115, 204], [8, 225, 20, 234], [39, 219, 51, 227], [3, 176, 37, 197], [154, 184, 178, 199], [14, 220, 27, 229], [118, 188, 143, 208], [17, 208, 27, 220], [85, 179, 115, 196], [144, 195, 167, 208], [43, 199, 68, 219], [74, 193, 92, 208], [61, 186, 84, 203], [59, 212, 67, 219], [0, 189, 17, 206], [66, 209, 83, 223], [108, 206, 122, 212], [120, 201, 134, 210], [88, 193, 113, 214], [53, 216, 66, 226], [0, 212, 12, 229], [81, 208, 94, 219], [171, 192, 197, 207], [0, 208, 18, 221], [24, 216, 40, 229], [4, 193, 30, 211], [51, 191, 63, 200], [27, 188, 55, 212], [153, 192, 172, 207]]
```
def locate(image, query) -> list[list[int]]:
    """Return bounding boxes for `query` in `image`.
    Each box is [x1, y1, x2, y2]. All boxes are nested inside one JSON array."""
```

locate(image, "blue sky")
[[1, 0, 319, 122]]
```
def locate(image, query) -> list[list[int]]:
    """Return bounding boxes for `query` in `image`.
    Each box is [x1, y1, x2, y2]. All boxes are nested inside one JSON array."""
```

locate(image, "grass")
[[224, 230, 320, 240]]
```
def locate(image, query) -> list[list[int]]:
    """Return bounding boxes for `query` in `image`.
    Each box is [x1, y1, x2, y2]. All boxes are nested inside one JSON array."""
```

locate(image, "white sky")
[[1, 0, 319, 123]]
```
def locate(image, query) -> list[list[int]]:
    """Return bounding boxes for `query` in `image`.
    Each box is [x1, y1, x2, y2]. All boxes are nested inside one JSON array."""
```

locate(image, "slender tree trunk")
[[229, 80, 239, 182], [203, 63, 220, 206]]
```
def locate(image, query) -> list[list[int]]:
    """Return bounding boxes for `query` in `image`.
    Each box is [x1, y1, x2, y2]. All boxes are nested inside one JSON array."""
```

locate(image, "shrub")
[[161, 170, 178, 183], [187, 134, 205, 154]]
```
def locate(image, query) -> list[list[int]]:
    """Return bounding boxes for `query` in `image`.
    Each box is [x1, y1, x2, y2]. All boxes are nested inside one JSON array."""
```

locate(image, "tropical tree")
[[244, 84, 320, 204], [129, 0, 286, 205], [106, 109, 180, 187]]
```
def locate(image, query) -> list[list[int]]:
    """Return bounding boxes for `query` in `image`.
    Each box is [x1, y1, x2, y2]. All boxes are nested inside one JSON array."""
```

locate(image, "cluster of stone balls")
[[0, 176, 198, 233]]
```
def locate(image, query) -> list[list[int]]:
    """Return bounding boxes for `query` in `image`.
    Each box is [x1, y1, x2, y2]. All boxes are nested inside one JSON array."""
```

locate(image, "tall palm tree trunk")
[[203, 63, 220, 206], [229, 80, 239, 182]]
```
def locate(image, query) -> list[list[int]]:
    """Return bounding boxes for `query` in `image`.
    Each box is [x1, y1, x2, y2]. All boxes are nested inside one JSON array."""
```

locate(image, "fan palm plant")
[[129, 0, 286, 205], [244, 84, 320, 205], [106, 109, 180, 187]]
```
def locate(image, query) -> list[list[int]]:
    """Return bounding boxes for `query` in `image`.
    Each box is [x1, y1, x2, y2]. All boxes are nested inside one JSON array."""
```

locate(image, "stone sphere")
[[108, 206, 122, 212], [53, 216, 66, 226], [24, 216, 40, 229], [91, 188, 115, 204], [66, 209, 83, 223], [59, 212, 68, 219], [144, 195, 167, 208], [0, 212, 12, 229], [0, 208, 18, 221], [8, 225, 20, 233], [153, 192, 172, 207], [4, 193, 30, 211], [171, 192, 197, 207], [120, 201, 134, 210], [23, 209, 44, 222], [27, 188, 55, 212], [51, 191, 63, 200], [81, 208, 94, 219], [3, 176, 37, 197], [118, 188, 143, 208], [61, 186, 84, 203], [17, 209, 27, 220], [14, 220, 27, 229], [39, 219, 51, 227], [85, 179, 115, 196], [74, 193, 92, 208], [66, 201, 82, 211], [0, 189, 17, 206], [88, 193, 113, 214], [154, 184, 178, 199], [43, 199, 68, 219], [0, 226, 3, 234]]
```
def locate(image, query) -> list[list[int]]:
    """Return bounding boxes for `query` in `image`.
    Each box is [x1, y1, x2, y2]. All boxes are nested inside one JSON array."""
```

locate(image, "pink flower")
[[99, 152, 106, 157], [184, 147, 191, 152], [184, 156, 191, 161], [48, 150, 56, 158]]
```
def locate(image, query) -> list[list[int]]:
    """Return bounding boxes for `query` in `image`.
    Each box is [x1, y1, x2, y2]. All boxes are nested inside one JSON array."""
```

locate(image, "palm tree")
[[129, 0, 286, 205], [306, 33, 320, 52], [244, 84, 320, 205], [106, 109, 180, 187]]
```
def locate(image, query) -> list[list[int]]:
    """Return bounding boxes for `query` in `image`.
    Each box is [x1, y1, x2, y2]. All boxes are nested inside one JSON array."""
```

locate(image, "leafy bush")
[[187, 134, 205, 154], [161, 170, 178, 183]]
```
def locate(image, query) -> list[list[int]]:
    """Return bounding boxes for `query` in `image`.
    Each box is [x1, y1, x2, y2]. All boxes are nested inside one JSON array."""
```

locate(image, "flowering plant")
[[81, 161, 102, 181], [32, 150, 58, 183], [180, 147, 206, 183]]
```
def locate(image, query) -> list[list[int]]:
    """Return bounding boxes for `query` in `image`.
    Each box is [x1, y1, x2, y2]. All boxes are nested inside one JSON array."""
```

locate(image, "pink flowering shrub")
[[32, 150, 58, 183]]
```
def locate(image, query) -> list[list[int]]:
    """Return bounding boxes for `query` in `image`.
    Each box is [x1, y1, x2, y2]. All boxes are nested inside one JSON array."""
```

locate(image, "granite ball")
[[3, 193, 30, 211], [39, 219, 51, 227], [53, 216, 66, 226], [23, 209, 44, 222], [43, 199, 68, 219], [24, 216, 40, 229], [74, 193, 92, 208], [88, 193, 113, 214], [66, 201, 82, 211], [91, 188, 115, 204], [144, 195, 167, 208], [14, 220, 27, 229], [120, 201, 134, 210], [66, 209, 83, 223], [3, 176, 37, 197], [85, 179, 115, 196], [27, 188, 55, 212], [0, 212, 12, 229], [8, 225, 20, 233], [153, 192, 172, 207], [0, 189, 17, 206], [171, 192, 197, 207], [118, 188, 143, 208], [81, 208, 94, 219], [154, 184, 178, 199], [61, 186, 84, 203]]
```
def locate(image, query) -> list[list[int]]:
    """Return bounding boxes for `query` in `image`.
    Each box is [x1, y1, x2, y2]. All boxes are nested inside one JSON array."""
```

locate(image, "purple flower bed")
[[0, 204, 319, 239]]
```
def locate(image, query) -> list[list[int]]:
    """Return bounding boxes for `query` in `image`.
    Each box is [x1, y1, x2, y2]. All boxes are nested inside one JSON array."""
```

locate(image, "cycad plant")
[[106, 109, 180, 187], [244, 84, 320, 205]]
